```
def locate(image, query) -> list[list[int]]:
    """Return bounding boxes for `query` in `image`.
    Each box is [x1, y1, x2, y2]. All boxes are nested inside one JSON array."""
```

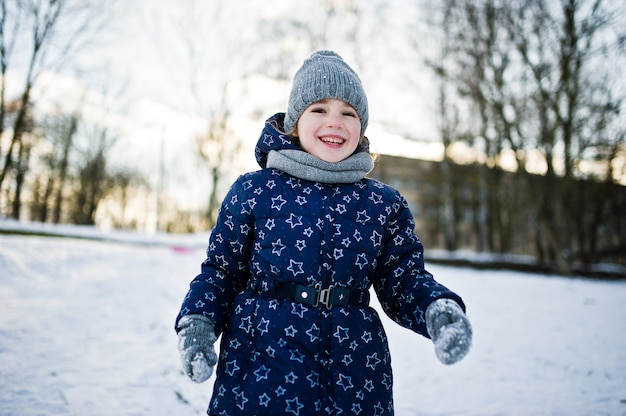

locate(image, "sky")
[[9, 0, 625, 223], [46, 2, 441, 149], [8, 0, 444, 217]]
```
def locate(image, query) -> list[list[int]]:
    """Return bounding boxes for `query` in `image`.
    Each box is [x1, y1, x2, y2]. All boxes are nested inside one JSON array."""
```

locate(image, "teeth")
[[321, 137, 344, 144]]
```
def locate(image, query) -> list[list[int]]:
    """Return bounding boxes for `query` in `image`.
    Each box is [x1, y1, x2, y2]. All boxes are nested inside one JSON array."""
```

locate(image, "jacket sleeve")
[[175, 175, 255, 335], [373, 189, 465, 338]]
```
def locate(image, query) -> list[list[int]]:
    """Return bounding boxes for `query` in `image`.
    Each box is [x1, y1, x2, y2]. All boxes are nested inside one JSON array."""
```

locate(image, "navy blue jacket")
[[177, 113, 465, 415]]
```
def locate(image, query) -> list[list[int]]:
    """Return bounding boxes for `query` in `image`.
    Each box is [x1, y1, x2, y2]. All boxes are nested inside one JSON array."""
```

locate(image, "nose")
[[326, 112, 343, 129]]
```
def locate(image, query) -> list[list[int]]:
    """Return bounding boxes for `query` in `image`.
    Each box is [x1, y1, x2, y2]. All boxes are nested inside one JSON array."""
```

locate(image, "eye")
[[343, 110, 357, 117], [309, 106, 326, 114]]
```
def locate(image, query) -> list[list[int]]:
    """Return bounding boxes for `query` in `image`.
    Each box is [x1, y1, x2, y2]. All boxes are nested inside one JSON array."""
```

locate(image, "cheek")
[[351, 124, 363, 141], [295, 118, 312, 138]]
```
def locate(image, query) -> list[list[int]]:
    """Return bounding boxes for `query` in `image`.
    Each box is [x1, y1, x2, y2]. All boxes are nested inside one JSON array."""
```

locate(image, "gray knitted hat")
[[284, 50, 368, 134]]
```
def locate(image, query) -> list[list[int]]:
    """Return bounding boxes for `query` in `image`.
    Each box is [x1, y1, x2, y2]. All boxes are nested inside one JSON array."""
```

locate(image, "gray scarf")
[[266, 149, 374, 184]]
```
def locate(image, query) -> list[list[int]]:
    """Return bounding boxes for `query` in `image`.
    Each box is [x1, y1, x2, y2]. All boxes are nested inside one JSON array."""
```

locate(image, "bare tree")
[[419, 0, 513, 253], [106, 169, 148, 230], [195, 86, 238, 229], [152, 1, 368, 230], [504, 0, 624, 272], [10, 126, 34, 218], [153, 1, 247, 230], [424, 5, 462, 251], [28, 109, 79, 223], [0, 0, 110, 215], [418, 0, 625, 273], [51, 111, 77, 223], [70, 121, 117, 225]]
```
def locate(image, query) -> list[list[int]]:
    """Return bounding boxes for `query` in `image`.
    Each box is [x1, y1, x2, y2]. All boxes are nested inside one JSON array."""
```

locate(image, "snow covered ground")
[[1, 221, 625, 415]]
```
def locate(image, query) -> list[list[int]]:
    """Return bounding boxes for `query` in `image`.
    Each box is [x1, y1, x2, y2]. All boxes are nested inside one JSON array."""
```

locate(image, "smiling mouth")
[[320, 136, 345, 145]]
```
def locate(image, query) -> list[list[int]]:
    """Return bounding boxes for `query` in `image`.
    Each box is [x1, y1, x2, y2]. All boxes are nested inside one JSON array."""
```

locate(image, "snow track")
[[1, 231, 625, 415]]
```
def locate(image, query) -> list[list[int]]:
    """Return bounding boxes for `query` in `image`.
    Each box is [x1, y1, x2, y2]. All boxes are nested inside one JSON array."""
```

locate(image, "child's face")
[[296, 99, 362, 163]]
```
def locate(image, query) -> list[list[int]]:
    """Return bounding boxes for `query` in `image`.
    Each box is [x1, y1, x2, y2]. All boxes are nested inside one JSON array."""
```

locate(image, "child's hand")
[[177, 315, 218, 383], [425, 298, 472, 365]]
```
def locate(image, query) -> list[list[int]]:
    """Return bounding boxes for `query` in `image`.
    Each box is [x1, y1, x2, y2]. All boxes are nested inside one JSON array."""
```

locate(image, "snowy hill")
[[1, 220, 625, 415]]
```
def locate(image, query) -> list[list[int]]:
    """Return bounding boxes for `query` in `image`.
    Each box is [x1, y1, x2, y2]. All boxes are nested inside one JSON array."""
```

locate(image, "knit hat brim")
[[284, 50, 368, 134]]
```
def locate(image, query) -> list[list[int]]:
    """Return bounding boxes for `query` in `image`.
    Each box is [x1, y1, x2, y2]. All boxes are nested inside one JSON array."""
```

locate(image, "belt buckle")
[[313, 283, 334, 309]]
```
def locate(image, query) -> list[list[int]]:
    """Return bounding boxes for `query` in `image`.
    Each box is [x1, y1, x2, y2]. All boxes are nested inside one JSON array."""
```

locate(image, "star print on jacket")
[[176, 113, 465, 416]]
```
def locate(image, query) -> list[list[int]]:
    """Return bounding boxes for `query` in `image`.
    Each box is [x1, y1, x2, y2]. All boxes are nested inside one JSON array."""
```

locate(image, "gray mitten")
[[177, 314, 218, 383], [425, 298, 472, 365]]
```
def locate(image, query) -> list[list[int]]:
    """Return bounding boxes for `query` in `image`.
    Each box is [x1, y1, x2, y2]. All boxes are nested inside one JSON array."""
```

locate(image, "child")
[[176, 50, 472, 416]]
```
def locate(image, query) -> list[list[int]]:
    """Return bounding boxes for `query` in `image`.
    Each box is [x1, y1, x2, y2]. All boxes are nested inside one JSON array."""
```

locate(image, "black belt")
[[275, 283, 369, 309]]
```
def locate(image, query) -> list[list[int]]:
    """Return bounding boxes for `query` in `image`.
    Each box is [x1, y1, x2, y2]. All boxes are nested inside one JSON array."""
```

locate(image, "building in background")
[[369, 154, 626, 276]]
